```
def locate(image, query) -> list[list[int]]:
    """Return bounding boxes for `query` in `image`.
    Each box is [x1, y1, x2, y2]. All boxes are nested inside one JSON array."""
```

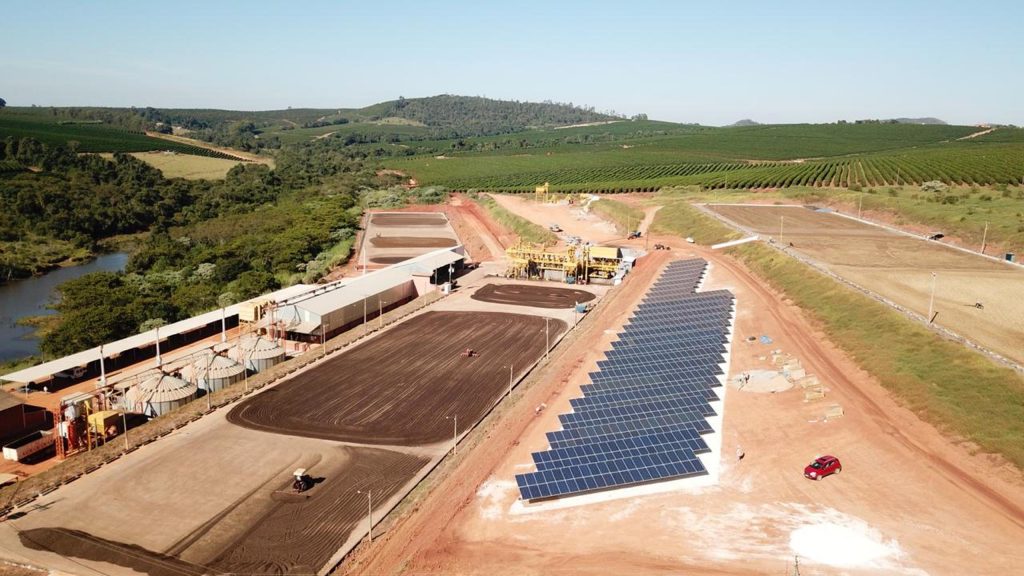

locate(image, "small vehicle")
[[628, 231, 641, 239], [548, 223, 562, 232], [293, 468, 313, 493], [804, 455, 842, 480]]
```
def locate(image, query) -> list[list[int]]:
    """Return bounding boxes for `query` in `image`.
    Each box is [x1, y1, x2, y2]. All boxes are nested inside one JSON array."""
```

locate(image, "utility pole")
[[779, 216, 785, 245], [858, 193, 863, 219], [122, 411, 129, 450], [981, 221, 989, 254], [220, 306, 227, 343], [322, 321, 330, 359], [378, 298, 385, 329], [357, 489, 373, 543], [446, 414, 458, 455], [99, 344, 106, 387], [155, 326, 162, 367], [928, 272, 937, 323], [545, 317, 550, 360], [206, 352, 214, 411], [508, 364, 513, 397]]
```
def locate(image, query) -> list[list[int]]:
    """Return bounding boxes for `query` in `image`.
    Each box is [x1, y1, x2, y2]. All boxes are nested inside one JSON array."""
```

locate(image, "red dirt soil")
[[471, 284, 596, 309], [342, 232, 1024, 574], [227, 312, 565, 446], [339, 251, 672, 576]]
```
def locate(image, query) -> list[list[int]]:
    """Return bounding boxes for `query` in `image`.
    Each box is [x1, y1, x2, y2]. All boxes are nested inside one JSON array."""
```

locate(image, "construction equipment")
[[505, 242, 621, 283], [460, 348, 476, 358], [293, 468, 313, 493]]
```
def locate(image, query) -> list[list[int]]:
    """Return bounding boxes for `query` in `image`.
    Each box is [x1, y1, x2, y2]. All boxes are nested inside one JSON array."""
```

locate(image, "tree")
[[0, 98, 6, 108]]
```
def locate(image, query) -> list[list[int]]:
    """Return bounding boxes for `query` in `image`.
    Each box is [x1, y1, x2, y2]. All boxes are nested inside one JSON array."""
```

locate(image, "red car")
[[804, 455, 842, 480]]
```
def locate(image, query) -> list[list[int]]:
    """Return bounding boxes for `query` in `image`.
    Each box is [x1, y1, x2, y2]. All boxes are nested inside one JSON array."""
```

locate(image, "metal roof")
[[278, 247, 464, 319], [125, 373, 197, 406], [0, 284, 314, 386]]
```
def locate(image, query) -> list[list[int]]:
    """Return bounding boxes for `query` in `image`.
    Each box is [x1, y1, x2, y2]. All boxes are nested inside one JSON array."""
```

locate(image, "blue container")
[[575, 303, 588, 313]]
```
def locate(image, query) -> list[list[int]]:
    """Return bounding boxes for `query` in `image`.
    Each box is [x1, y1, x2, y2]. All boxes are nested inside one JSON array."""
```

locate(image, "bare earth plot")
[[471, 284, 596, 309], [229, 312, 563, 446], [0, 310, 563, 576], [708, 204, 1024, 366], [347, 199, 1024, 576], [361, 212, 461, 267]]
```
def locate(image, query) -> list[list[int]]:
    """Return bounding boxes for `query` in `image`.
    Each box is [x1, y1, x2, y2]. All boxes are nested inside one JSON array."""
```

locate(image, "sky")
[[2, 0, 1022, 126]]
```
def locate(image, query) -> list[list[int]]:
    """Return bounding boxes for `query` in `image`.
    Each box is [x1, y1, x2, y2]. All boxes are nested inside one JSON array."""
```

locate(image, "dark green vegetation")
[[384, 122, 1024, 192], [3, 135, 392, 357], [652, 195, 1024, 468], [2, 95, 617, 156], [0, 109, 241, 157]]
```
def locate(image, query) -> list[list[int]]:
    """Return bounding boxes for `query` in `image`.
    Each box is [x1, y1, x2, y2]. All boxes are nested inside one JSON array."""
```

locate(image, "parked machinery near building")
[[505, 242, 621, 283]]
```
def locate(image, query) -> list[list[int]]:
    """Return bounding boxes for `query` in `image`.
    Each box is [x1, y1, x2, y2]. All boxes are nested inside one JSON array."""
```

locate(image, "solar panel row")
[[516, 259, 735, 501]]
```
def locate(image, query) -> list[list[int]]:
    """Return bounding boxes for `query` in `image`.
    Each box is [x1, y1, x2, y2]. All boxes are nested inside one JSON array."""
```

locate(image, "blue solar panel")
[[515, 258, 735, 501]]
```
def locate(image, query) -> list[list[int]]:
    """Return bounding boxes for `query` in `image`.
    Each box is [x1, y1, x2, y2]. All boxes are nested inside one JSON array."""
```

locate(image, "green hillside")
[[384, 123, 1024, 191], [0, 109, 237, 157]]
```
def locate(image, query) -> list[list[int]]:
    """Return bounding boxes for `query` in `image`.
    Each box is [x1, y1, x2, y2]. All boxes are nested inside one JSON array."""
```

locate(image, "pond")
[[0, 252, 129, 362]]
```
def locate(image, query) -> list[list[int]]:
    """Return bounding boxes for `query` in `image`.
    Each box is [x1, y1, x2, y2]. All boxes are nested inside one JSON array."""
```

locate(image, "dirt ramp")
[[208, 446, 427, 575], [228, 311, 563, 445], [472, 283, 597, 309]]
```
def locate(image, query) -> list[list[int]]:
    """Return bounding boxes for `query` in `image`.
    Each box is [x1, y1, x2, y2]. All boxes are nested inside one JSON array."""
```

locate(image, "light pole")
[[446, 414, 457, 455], [155, 325, 162, 367], [220, 306, 227, 343], [99, 344, 106, 387], [122, 410, 129, 450], [322, 321, 330, 359], [357, 489, 373, 543], [927, 272, 937, 323], [363, 296, 368, 334], [379, 298, 387, 329], [545, 317, 550, 360], [205, 351, 214, 411]]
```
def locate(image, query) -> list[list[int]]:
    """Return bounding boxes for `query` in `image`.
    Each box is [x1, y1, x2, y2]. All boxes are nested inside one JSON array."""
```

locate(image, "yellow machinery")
[[506, 242, 620, 282], [534, 182, 551, 203]]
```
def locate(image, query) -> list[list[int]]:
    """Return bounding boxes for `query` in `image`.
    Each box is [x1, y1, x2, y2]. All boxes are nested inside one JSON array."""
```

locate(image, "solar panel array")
[[516, 259, 735, 501]]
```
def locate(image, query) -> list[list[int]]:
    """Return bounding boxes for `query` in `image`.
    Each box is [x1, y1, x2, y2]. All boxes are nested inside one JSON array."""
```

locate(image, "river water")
[[0, 253, 128, 362]]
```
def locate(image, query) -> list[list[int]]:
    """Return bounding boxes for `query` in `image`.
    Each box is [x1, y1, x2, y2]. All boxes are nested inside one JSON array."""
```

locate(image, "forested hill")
[[360, 95, 618, 136]]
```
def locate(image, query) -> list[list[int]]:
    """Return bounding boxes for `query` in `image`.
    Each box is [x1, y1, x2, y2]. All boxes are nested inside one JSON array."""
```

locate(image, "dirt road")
[[345, 200, 1024, 575]]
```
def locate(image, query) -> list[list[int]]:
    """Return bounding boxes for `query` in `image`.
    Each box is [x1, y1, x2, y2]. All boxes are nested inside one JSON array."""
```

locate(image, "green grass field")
[[0, 109, 239, 157]]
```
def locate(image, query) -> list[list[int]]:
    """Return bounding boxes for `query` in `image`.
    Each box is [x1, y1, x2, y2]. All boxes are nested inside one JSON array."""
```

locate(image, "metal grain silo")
[[235, 334, 286, 373]]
